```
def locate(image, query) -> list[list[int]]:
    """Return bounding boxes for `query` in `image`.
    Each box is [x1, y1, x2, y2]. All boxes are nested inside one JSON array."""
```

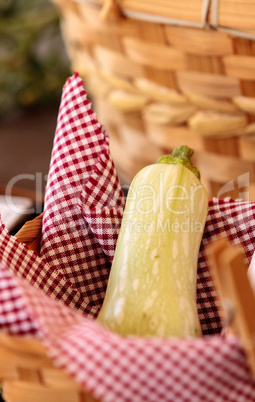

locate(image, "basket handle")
[[100, 0, 122, 22], [208, 238, 255, 378]]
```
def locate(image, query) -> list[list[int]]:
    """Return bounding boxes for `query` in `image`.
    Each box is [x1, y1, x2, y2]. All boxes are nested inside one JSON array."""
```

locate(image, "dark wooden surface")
[[0, 107, 59, 232], [0, 107, 58, 193]]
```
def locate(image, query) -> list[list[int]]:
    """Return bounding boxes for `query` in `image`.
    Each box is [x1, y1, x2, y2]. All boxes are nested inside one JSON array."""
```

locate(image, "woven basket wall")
[[52, 0, 255, 199]]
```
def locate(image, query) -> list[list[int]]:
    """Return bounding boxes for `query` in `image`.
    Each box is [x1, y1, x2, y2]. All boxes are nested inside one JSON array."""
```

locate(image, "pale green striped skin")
[[97, 163, 208, 338]]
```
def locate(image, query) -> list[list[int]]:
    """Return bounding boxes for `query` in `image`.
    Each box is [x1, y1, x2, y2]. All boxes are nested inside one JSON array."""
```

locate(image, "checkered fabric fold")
[[0, 218, 102, 317], [0, 262, 40, 336], [81, 207, 123, 261], [0, 197, 255, 401], [78, 146, 125, 260], [39, 72, 125, 315], [0, 73, 125, 318], [79, 146, 125, 210]]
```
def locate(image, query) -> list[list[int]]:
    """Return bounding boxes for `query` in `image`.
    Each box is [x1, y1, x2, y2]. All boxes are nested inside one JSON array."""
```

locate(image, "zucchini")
[[97, 145, 208, 338]]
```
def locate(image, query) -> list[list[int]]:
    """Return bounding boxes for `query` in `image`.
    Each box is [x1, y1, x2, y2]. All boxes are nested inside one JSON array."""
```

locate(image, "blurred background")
[[0, 0, 71, 223], [0, 0, 70, 117]]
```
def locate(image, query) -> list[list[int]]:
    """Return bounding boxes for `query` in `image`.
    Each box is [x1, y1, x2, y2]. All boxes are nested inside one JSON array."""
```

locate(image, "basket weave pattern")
[[52, 0, 255, 198]]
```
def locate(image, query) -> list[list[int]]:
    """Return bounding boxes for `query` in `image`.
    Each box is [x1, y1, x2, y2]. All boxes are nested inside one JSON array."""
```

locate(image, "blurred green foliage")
[[0, 0, 71, 116]]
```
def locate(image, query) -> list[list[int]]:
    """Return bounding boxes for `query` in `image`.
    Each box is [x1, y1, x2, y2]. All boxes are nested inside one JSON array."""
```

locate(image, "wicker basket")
[[0, 214, 99, 402], [51, 0, 255, 199]]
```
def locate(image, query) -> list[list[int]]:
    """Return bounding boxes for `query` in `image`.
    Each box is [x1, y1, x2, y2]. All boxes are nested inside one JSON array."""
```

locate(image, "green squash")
[[97, 146, 208, 338]]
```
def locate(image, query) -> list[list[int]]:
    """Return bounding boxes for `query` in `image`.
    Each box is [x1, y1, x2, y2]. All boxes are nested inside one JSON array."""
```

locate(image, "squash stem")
[[156, 145, 200, 180]]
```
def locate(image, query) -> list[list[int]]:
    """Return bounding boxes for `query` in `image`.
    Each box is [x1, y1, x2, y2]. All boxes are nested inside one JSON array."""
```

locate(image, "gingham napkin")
[[0, 74, 124, 325], [1, 197, 255, 401], [39, 72, 125, 317], [0, 262, 40, 336]]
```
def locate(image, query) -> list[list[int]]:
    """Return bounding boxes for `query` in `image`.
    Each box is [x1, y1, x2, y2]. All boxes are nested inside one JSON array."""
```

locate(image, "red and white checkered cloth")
[[0, 263, 40, 336], [39, 73, 125, 317], [1, 73, 255, 400], [1, 197, 255, 401]]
